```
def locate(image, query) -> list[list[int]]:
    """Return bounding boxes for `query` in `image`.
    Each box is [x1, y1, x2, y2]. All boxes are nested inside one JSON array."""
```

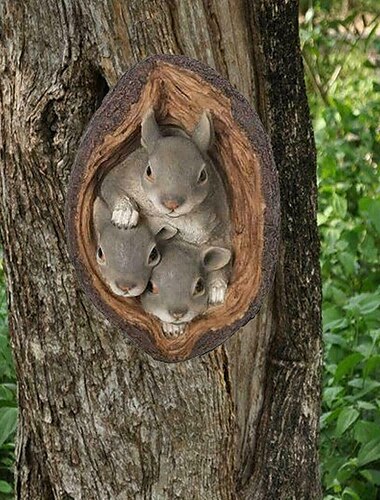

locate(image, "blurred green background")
[[0, 1, 379, 497], [300, 1, 380, 498]]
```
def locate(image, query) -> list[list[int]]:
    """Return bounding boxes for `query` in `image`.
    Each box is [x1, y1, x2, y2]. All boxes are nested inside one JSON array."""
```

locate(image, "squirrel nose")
[[116, 281, 136, 294], [169, 308, 188, 320], [162, 198, 184, 211]]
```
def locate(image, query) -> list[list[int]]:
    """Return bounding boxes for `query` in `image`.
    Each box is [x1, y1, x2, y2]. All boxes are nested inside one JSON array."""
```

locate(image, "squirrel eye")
[[193, 278, 205, 296], [147, 280, 159, 294], [148, 246, 160, 266], [146, 164, 154, 181], [197, 168, 208, 184], [97, 246, 105, 264]]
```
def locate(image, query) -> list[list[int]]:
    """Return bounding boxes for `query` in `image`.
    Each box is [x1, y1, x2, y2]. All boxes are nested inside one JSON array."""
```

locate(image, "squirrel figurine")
[[101, 108, 229, 243], [99, 107, 231, 305], [141, 238, 232, 337], [93, 197, 176, 297]]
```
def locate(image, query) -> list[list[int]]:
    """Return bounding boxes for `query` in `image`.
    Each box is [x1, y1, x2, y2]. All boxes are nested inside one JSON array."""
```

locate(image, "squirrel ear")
[[154, 225, 178, 241], [93, 196, 111, 238], [192, 110, 214, 153], [202, 246, 231, 271], [141, 107, 162, 154]]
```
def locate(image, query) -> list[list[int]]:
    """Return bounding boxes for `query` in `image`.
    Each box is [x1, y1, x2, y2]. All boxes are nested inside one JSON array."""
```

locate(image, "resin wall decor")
[[65, 54, 280, 362]]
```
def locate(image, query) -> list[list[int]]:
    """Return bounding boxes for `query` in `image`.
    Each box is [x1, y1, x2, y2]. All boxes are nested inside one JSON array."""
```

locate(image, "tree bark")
[[0, 1, 322, 499]]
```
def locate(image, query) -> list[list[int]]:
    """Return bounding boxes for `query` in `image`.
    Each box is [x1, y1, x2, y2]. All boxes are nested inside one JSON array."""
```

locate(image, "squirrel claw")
[[111, 197, 139, 229], [162, 322, 186, 338], [209, 279, 227, 305]]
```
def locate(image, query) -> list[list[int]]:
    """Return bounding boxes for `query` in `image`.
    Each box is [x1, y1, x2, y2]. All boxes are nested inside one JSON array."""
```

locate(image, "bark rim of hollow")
[[65, 54, 280, 362]]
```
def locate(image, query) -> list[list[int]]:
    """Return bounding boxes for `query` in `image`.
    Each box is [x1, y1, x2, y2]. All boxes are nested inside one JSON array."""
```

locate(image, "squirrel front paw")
[[208, 279, 227, 305], [111, 196, 139, 229], [162, 322, 186, 338]]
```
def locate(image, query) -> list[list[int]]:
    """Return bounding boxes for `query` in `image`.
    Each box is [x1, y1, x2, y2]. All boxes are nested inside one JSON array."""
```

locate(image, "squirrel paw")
[[162, 322, 186, 338], [111, 197, 139, 229], [209, 279, 227, 305]]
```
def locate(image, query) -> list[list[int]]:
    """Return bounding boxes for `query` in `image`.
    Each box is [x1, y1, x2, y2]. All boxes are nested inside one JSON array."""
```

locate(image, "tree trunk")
[[0, 1, 322, 499]]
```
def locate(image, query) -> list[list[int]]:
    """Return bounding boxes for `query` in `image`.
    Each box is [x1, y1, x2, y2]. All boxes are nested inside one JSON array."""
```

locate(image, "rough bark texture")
[[0, 1, 322, 499], [245, 3, 323, 498]]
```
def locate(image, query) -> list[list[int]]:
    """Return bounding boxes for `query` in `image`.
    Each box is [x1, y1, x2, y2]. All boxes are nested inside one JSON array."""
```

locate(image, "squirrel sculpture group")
[[93, 107, 232, 337]]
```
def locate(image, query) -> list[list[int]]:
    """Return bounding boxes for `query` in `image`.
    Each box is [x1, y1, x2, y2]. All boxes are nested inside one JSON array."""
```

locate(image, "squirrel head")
[[93, 197, 177, 297], [140, 107, 214, 217], [141, 239, 231, 325]]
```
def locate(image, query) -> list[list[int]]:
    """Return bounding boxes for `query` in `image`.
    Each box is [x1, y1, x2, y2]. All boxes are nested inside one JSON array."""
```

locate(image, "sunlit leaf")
[[304, 7, 314, 24], [357, 401, 376, 411]]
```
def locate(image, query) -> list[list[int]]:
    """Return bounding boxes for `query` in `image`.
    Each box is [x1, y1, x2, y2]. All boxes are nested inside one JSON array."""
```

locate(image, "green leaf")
[[355, 341, 377, 359], [338, 252, 357, 275], [354, 421, 380, 445], [0, 385, 14, 403], [359, 197, 380, 234], [363, 355, 380, 377], [0, 407, 17, 447], [344, 293, 380, 316], [323, 305, 349, 333], [332, 193, 347, 219], [323, 386, 344, 408], [336, 459, 358, 483], [342, 487, 360, 500], [335, 407, 359, 436], [360, 469, 380, 486], [304, 7, 314, 24], [324, 333, 348, 348], [357, 438, 380, 467], [320, 408, 341, 428], [334, 353, 363, 382], [0, 481, 12, 494], [361, 233, 378, 262], [317, 212, 329, 226], [357, 401, 376, 410], [324, 318, 349, 333], [347, 379, 380, 400]]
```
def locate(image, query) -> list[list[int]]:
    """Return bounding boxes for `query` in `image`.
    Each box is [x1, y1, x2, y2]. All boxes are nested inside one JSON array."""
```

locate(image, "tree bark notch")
[[66, 54, 280, 362]]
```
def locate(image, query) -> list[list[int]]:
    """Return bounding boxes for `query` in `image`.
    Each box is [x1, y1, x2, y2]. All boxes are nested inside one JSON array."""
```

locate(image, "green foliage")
[[0, 254, 17, 498], [301, 1, 380, 498]]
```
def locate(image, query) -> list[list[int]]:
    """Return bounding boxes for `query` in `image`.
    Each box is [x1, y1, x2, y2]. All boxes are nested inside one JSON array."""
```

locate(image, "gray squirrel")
[[99, 107, 232, 305], [141, 238, 232, 337], [92, 197, 176, 297], [101, 107, 229, 244]]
